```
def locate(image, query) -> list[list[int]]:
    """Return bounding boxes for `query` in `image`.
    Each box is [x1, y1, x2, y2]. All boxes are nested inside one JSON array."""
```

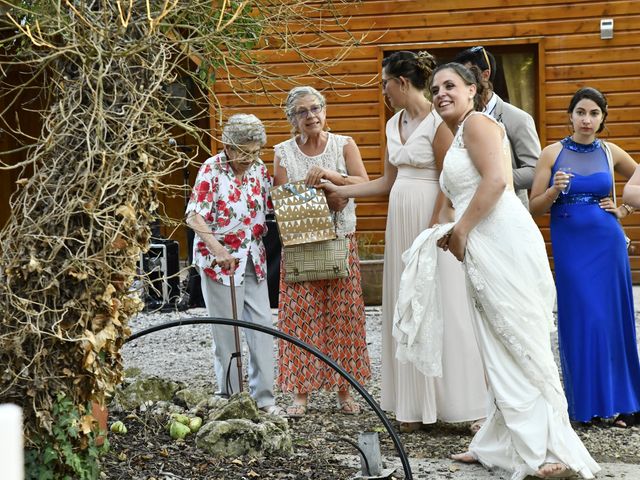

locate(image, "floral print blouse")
[[186, 152, 272, 286]]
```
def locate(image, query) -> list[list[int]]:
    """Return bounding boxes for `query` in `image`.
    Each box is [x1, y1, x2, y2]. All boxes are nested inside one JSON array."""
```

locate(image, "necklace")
[[402, 109, 428, 125]]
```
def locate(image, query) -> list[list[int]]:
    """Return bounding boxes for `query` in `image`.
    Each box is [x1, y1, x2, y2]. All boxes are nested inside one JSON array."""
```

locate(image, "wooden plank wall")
[[215, 0, 640, 279], [0, 68, 44, 233], [1, 1, 638, 279]]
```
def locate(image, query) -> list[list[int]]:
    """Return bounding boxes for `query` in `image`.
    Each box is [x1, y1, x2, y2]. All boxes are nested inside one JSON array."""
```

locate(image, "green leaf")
[[43, 447, 58, 464]]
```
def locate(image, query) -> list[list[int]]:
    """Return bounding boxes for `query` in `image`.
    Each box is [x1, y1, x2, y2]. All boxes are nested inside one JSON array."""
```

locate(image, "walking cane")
[[228, 273, 244, 393], [214, 259, 244, 396]]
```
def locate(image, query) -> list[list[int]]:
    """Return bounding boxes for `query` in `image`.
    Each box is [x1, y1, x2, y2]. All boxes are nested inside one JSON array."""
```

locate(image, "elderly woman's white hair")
[[222, 113, 267, 148], [284, 86, 326, 127]]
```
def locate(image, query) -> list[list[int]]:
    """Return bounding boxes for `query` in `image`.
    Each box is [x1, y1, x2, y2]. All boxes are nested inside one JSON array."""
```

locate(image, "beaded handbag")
[[283, 236, 350, 282]]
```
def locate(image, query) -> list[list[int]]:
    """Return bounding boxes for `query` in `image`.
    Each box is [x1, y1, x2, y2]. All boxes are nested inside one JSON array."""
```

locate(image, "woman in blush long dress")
[[393, 63, 599, 479], [321, 51, 486, 432], [530, 87, 640, 428]]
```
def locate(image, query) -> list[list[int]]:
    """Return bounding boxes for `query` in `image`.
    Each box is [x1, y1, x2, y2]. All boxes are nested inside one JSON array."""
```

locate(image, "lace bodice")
[[274, 133, 356, 236], [440, 112, 515, 218]]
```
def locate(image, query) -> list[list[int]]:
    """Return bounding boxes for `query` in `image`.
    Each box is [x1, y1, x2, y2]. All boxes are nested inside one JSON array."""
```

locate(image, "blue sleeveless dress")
[[550, 136, 640, 422]]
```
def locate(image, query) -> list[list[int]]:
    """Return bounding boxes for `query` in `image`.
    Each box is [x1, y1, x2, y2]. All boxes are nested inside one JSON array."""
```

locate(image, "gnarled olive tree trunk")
[[0, 0, 362, 476]]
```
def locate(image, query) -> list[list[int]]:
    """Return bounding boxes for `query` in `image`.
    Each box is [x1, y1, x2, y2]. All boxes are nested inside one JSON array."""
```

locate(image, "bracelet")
[[621, 203, 634, 215]]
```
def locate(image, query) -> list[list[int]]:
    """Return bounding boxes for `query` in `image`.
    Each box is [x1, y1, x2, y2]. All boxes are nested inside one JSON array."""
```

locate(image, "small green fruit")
[[172, 413, 190, 426], [110, 421, 127, 434], [188, 416, 203, 433], [169, 421, 191, 440]]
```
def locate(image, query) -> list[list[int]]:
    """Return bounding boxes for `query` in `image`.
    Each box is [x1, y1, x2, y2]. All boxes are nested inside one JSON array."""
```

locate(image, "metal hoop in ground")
[[126, 317, 413, 479]]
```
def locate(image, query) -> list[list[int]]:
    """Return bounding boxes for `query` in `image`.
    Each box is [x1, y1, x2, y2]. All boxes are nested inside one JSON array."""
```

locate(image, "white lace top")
[[440, 112, 515, 218], [274, 133, 356, 236]]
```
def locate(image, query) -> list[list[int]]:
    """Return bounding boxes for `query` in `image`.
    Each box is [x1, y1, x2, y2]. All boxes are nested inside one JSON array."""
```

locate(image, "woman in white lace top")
[[273, 86, 372, 417]]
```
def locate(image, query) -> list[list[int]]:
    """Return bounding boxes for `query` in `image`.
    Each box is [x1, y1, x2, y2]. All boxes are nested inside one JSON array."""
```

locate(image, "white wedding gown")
[[394, 113, 599, 480]]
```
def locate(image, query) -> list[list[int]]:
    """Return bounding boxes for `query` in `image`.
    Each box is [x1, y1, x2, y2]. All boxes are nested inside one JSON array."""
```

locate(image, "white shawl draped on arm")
[[392, 223, 454, 378]]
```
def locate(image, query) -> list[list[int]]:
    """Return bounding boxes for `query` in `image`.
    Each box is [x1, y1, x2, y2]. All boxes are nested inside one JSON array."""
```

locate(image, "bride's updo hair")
[[430, 62, 491, 112], [382, 50, 437, 91]]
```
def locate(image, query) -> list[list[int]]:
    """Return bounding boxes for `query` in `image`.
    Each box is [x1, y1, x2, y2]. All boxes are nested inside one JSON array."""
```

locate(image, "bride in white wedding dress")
[[393, 63, 600, 479]]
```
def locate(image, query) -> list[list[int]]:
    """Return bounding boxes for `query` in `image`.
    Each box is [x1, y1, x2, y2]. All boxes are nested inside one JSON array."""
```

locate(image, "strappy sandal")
[[469, 418, 485, 434], [613, 413, 636, 428], [285, 404, 307, 418], [337, 398, 360, 415]]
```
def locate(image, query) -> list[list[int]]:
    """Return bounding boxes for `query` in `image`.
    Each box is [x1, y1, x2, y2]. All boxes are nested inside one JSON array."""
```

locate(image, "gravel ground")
[[116, 304, 640, 479]]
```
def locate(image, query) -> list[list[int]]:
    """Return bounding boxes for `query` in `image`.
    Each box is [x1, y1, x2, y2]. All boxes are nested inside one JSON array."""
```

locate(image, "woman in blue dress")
[[530, 87, 640, 427]]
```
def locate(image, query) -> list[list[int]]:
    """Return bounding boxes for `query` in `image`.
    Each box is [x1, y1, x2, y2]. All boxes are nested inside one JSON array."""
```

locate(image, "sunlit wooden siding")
[[214, 0, 640, 278], [1, 1, 638, 278]]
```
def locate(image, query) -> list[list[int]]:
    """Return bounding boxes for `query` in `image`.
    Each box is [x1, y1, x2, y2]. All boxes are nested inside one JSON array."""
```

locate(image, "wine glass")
[[558, 167, 573, 195]]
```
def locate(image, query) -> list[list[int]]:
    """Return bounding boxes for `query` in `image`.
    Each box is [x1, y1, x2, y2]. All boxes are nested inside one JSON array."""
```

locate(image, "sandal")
[[573, 416, 602, 428], [613, 413, 636, 428], [337, 398, 360, 415], [285, 404, 307, 418], [469, 418, 485, 434], [260, 405, 285, 416]]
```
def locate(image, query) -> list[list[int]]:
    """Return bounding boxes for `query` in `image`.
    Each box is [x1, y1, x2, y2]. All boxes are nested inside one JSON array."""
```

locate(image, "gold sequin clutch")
[[271, 181, 336, 246]]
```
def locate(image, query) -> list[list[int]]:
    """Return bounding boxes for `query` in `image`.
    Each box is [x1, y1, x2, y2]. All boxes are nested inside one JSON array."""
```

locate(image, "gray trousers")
[[199, 261, 275, 408]]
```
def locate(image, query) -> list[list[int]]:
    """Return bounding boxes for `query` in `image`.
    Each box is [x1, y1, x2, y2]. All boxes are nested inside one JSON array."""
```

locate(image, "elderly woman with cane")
[[186, 113, 283, 415]]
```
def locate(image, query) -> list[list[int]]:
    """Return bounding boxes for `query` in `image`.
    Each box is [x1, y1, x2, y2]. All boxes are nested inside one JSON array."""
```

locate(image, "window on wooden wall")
[[382, 43, 538, 121]]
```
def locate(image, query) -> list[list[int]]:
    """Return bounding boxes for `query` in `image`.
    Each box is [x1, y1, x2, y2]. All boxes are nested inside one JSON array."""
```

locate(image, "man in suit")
[[453, 46, 541, 207]]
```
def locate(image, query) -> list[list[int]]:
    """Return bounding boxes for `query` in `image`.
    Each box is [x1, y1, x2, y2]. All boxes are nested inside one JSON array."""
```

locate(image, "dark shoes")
[[573, 412, 640, 429], [612, 412, 638, 428]]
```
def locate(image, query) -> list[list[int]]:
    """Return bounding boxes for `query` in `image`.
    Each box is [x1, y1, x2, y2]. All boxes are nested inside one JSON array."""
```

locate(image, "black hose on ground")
[[126, 316, 412, 479]]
